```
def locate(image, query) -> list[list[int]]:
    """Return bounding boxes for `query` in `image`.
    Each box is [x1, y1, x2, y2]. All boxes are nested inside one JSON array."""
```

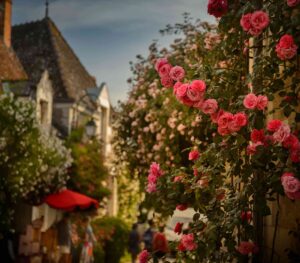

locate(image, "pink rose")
[[256, 95, 268, 110], [138, 250, 150, 263], [217, 112, 234, 129], [176, 84, 193, 107], [207, 0, 228, 18], [281, 172, 300, 194], [155, 58, 168, 71], [233, 112, 248, 127], [161, 75, 173, 88], [273, 123, 291, 143], [243, 93, 258, 109], [201, 99, 218, 114], [180, 234, 197, 251], [191, 80, 206, 93], [189, 150, 200, 161], [218, 126, 230, 136], [287, 0, 300, 7], [158, 63, 172, 77], [240, 13, 252, 32], [276, 34, 298, 60], [250, 129, 265, 143], [173, 82, 182, 95], [211, 109, 224, 124], [146, 182, 157, 193], [174, 222, 183, 234], [174, 176, 183, 183], [250, 11, 269, 31], [267, 119, 282, 132], [198, 178, 209, 188], [169, 66, 185, 82], [148, 174, 157, 183], [237, 241, 257, 255]]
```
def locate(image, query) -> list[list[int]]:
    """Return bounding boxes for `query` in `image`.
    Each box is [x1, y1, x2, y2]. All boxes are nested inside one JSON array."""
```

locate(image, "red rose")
[[250, 129, 265, 143], [241, 211, 252, 222], [176, 204, 188, 211], [174, 222, 184, 234], [267, 119, 282, 132], [188, 150, 200, 161], [276, 34, 298, 60], [207, 0, 228, 18]]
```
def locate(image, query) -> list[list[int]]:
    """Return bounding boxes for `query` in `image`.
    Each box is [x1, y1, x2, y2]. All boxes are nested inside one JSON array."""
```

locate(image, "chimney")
[[0, 0, 12, 47]]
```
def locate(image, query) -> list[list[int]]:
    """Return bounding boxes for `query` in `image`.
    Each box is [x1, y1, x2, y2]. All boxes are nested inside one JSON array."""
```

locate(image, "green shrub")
[[93, 244, 105, 263], [92, 217, 129, 263]]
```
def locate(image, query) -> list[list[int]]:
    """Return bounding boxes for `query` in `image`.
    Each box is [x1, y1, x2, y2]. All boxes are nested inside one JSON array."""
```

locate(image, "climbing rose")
[[173, 82, 182, 95], [240, 11, 269, 36], [287, 0, 300, 7], [155, 58, 168, 71], [218, 112, 234, 129], [273, 123, 291, 143], [276, 34, 298, 60], [267, 119, 282, 132], [180, 234, 197, 251], [189, 150, 200, 161], [237, 241, 257, 255], [149, 162, 163, 177], [240, 13, 252, 31], [169, 66, 185, 82], [250, 129, 265, 143], [211, 109, 224, 124], [233, 112, 247, 127], [243, 93, 258, 109], [161, 75, 173, 88], [174, 222, 184, 234], [174, 176, 183, 183], [281, 173, 300, 200], [138, 250, 150, 263], [250, 11, 270, 31], [158, 63, 172, 77], [201, 99, 218, 114], [290, 149, 300, 163], [146, 182, 156, 193], [256, 95, 268, 110], [207, 0, 228, 18]]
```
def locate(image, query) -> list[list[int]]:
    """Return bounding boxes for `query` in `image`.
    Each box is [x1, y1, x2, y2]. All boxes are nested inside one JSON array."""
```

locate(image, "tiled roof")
[[12, 18, 97, 101], [0, 41, 27, 81]]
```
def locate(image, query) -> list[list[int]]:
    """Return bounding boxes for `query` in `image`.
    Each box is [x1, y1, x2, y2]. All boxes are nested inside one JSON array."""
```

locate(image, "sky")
[[13, 0, 214, 106]]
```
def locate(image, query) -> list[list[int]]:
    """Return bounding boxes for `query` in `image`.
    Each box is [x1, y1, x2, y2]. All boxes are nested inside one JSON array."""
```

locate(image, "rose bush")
[[117, 1, 300, 262]]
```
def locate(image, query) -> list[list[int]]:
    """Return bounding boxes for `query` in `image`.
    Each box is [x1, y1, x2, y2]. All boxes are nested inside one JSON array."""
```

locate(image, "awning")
[[45, 189, 99, 212]]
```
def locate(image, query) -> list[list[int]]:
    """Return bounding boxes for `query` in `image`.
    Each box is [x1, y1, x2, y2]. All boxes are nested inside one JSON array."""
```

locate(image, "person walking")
[[128, 223, 140, 263], [152, 225, 168, 263], [57, 214, 72, 263], [142, 220, 155, 252], [80, 217, 96, 263]]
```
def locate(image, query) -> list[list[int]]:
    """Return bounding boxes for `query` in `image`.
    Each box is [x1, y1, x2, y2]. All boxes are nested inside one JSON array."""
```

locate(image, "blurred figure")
[[0, 231, 16, 263], [128, 223, 140, 263], [142, 220, 155, 252], [80, 217, 96, 263], [57, 213, 72, 263], [152, 225, 168, 263]]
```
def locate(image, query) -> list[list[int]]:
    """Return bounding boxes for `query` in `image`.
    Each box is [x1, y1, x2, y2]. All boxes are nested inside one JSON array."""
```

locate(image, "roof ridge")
[[13, 17, 47, 28]]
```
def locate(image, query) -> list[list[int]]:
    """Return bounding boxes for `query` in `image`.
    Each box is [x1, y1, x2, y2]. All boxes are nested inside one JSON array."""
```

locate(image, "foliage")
[[92, 217, 129, 263], [0, 93, 72, 231], [116, 1, 300, 262], [67, 128, 110, 201]]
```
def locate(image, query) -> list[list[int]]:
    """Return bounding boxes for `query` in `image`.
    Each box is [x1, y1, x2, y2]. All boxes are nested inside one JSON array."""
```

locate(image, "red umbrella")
[[45, 189, 99, 211]]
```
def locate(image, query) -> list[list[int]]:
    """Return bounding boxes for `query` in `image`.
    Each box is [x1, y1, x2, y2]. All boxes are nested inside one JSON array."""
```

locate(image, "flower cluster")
[[146, 162, 163, 193], [243, 93, 268, 110], [155, 58, 185, 87], [281, 173, 300, 200], [240, 11, 269, 36]]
